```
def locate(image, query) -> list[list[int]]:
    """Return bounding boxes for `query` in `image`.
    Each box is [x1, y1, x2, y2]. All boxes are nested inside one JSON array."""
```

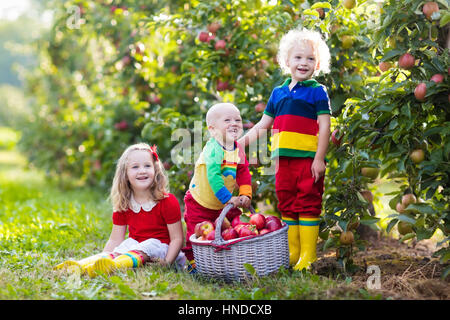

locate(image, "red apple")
[[163, 161, 172, 170], [237, 224, 258, 237], [233, 224, 247, 234], [214, 216, 231, 231], [207, 22, 221, 34], [430, 74, 444, 83], [398, 53, 415, 70], [414, 83, 427, 101], [331, 129, 342, 146], [194, 221, 214, 238], [265, 218, 282, 232], [259, 229, 270, 236], [422, 2, 439, 20], [265, 215, 281, 224], [216, 80, 229, 91], [255, 103, 266, 112], [243, 121, 254, 129], [206, 230, 215, 240], [114, 120, 128, 131], [222, 227, 239, 240], [215, 39, 226, 50], [402, 193, 417, 208], [231, 215, 249, 228], [378, 61, 392, 72], [198, 31, 209, 43], [249, 213, 266, 230]]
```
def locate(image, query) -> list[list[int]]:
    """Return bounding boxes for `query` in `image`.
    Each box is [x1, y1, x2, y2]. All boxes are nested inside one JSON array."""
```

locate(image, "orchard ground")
[[0, 126, 448, 300]]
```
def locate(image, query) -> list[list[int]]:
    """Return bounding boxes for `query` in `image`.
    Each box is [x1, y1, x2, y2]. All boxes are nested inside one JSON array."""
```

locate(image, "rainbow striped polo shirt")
[[264, 78, 331, 159]]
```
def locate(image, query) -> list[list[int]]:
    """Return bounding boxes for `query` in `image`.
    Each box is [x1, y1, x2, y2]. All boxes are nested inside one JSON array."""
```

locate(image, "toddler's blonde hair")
[[110, 143, 168, 212], [277, 28, 331, 76]]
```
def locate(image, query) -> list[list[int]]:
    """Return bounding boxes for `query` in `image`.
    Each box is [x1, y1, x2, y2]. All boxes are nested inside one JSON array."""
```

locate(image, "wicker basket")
[[190, 203, 289, 282]]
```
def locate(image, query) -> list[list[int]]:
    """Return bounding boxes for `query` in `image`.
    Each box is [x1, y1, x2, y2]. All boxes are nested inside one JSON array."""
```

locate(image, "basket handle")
[[212, 203, 256, 246]]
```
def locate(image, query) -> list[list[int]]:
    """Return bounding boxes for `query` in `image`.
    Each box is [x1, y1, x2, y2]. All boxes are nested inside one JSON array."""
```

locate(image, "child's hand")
[[238, 195, 251, 208], [227, 196, 241, 208], [311, 159, 326, 183]]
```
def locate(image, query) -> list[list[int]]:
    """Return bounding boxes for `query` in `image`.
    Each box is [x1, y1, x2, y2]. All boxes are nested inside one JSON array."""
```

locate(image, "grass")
[[0, 127, 375, 300]]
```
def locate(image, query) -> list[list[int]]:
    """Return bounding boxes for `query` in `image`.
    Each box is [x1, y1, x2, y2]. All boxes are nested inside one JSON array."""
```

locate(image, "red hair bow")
[[149, 144, 159, 161]]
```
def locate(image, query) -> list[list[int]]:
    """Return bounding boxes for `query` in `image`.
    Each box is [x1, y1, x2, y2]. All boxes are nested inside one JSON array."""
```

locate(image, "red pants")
[[275, 157, 324, 220], [182, 190, 242, 261]]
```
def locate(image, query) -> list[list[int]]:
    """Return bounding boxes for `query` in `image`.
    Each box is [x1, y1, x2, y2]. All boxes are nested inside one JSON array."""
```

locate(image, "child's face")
[[209, 107, 243, 146], [126, 150, 155, 193], [286, 41, 318, 82]]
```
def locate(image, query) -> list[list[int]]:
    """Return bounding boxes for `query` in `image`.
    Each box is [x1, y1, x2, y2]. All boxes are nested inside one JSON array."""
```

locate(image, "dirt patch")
[[313, 233, 450, 300]]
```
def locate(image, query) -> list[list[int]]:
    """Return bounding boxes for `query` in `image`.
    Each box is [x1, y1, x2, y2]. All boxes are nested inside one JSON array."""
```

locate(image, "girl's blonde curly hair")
[[277, 28, 331, 77], [109, 143, 169, 212]]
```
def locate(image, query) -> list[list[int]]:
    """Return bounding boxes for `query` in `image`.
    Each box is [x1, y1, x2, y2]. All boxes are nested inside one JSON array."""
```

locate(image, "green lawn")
[[0, 128, 376, 300]]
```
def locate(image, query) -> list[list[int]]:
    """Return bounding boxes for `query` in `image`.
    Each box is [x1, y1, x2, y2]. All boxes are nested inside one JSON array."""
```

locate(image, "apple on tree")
[[398, 53, 415, 69]]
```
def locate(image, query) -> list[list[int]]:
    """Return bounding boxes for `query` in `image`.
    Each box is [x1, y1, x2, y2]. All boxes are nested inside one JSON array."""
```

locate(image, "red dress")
[[112, 193, 181, 245]]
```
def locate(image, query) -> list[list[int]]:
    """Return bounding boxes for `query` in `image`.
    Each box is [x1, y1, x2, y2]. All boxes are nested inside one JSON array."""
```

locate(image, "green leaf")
[[399, 233, 416, 242], [360, 215, 380, 225], [441, 266, 450, 280], [302, 9, 320, 18], [386, 219, 399, 234], [311, 2, 331, 9], [440, 12, 450, 27], [397, 214, 416, 224], [440, 251, 450, 264], [323, 237, 336, 251], [404, 203, 437, 215], [243, 263, 256, 276]]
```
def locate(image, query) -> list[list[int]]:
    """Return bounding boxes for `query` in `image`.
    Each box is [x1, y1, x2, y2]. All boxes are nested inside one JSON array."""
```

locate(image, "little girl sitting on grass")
[[54, 143, 186, 277]]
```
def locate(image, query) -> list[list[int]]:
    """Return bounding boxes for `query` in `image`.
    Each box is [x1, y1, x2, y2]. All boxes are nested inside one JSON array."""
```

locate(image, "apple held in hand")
[[249, 213, 266, 230], [222, 227, 239, 240], [194, 221, 214, 238]]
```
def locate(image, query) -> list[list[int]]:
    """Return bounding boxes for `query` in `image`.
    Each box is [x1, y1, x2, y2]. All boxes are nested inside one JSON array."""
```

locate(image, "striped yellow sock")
[[113, 250, 145, 270]]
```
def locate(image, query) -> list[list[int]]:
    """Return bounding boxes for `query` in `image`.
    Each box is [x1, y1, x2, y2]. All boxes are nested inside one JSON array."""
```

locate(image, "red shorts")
[[181, 190, 241, 261], [275, 157, 324, 220]]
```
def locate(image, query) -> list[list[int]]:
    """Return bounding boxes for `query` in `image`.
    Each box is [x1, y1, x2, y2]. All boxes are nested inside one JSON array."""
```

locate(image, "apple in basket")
[[194, 221, 214, 238], [214, 216, 231, 231], [265, 216, 282, 232], [231, 214, 250, 228], [233, 223, 247, 234], [237, 224, 259, 237], [206, 230, 215, 241], [249, 213, 266, 230], [259, 228, 270, 236], [222, 227, 239, 240]]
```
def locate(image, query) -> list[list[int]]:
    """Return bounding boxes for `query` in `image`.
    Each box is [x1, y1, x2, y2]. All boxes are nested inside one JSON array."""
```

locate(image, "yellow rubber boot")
[[54, 254, 110, 274], [293, 218, 320, 271], [88, 257, 117, 277], [286, 224, 301, 266]]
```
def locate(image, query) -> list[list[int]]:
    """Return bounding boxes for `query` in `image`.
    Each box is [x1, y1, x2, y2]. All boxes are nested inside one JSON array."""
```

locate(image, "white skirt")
[[111, 238, 186, 268]]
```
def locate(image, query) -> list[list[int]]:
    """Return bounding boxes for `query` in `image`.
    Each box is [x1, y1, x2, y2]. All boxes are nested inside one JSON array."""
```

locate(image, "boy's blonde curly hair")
[[277, 28, 331, 77]]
